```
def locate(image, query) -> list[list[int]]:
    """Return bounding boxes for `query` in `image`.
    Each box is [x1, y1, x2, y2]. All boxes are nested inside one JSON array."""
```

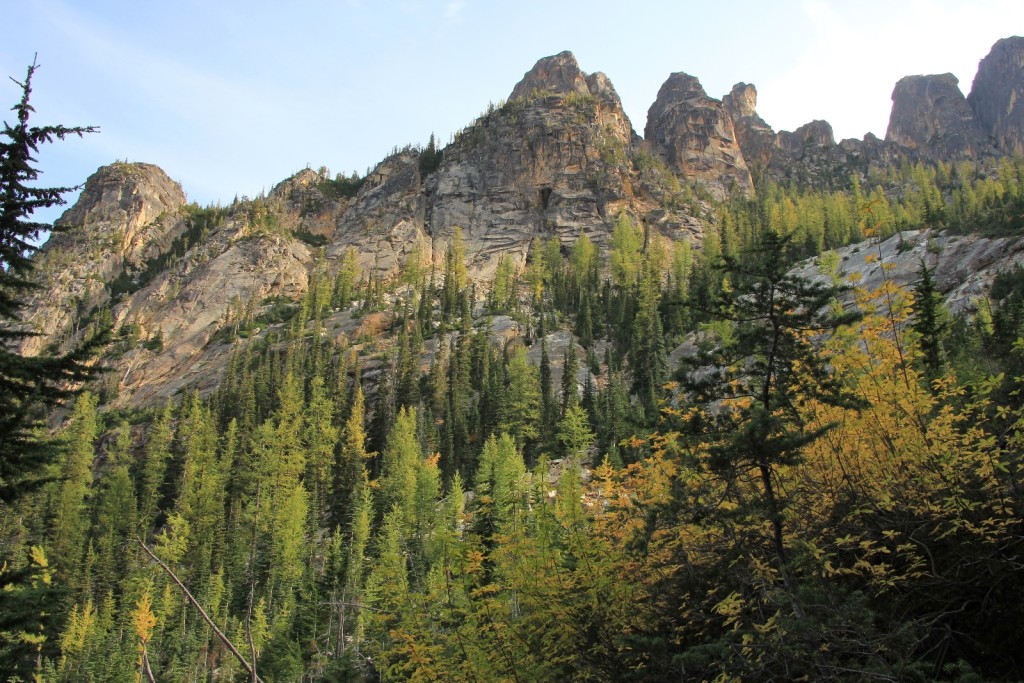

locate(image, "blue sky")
[[4, 0, 1022, 224]]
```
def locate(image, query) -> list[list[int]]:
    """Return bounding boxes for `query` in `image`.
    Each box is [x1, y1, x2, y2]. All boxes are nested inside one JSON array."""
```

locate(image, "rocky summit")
[[21, 37, 1024, 409], [886, 73, 990, 160], [645, 72, 752, 198]]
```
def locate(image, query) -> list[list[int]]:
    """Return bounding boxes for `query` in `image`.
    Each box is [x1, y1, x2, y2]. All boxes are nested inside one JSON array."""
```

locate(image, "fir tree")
[[680, 228, 861, 605], [912, 258, 947, 380], [1, 63, 106, 512]]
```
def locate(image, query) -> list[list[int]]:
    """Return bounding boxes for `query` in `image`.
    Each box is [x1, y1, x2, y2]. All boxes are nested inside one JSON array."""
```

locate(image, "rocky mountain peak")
[[508, 50, 591, 101], [644, 72, 752, 198], [54, 162, 187, 235], [967, 36, 1024, 156], [44, 162, 187, 280], [585, 71, 622, 105], [268, 167, 321, 201], [885, 73, 989, 160], [723, 82, 758, 120]]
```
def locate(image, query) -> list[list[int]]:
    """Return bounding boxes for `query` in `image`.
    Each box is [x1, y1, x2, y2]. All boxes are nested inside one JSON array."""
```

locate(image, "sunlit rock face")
[[645, 72, 753, 199]]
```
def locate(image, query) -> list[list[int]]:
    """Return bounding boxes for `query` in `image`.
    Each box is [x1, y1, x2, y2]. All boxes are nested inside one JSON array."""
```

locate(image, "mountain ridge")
[[21, 35, 1024, 409]]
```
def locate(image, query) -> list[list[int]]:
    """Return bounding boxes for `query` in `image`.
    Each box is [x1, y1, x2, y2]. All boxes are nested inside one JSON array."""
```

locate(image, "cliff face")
[[968, 36, 1024, 156], [23, 163, 187, 356], [429, 52, 640, 275]]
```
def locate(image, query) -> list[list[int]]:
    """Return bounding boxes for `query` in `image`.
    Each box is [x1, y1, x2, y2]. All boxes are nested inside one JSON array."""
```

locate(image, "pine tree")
[[610, 212, 643, 288], [91, 422, 137, 596], [172, 393, 223, 586], [561, 341, 579, 416], [138, 401, 173, 532], [332, 246, 359, 310], [51, 392, 98, 578], [630, 260, 667, 420], [377, 406, 422, 526], [499, 346, 541, 454], [440, 227, 467, 321], [557, 404, 594, 462], [539, 335, 555, 445], [304, 375, 338, 527]]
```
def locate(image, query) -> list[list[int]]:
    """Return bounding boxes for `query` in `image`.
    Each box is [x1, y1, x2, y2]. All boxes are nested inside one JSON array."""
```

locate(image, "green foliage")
[[417, 133, 443, 177], [610, 212, 643, 287], [317, 171, 366, 199]]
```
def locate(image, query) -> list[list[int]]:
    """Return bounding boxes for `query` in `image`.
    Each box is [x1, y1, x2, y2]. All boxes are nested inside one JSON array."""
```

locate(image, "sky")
[[4, 0, 1023, 224]]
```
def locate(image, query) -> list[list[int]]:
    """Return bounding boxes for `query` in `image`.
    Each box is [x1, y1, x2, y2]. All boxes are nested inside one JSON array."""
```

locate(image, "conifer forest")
[[4, 53, 1024, 683]]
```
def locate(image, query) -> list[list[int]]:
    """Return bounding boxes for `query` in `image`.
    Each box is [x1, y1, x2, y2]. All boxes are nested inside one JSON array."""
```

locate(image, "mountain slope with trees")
[[3, 38, 1024, 682]]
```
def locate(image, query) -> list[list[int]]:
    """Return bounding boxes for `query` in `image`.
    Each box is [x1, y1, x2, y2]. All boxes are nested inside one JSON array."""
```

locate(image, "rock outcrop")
[[22, 163, 187, 355], [48, 162, 187, 272], [327, 151, 430, 276], [508, 50, 592, 101], [968, 36, 1024, 156], [645, 73, 753, 198], [790, 229, 1024, 317], [724, 83, 777, 172], [426, 51, 697, 278], [885, 73, 989, 160]]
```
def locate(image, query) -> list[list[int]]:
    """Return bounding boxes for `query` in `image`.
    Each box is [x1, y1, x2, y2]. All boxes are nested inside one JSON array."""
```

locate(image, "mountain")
[[20, 36, 1024, 410], [11, 37, 1024, 683]]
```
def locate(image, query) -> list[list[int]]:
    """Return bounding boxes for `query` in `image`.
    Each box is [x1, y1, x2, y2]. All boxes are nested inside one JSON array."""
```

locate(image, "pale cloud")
[[755, 0, 1024, 141], [444, 0, 466, 21]]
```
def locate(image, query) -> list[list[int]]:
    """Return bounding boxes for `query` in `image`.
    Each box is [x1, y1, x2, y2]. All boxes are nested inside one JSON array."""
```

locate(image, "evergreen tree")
[[912, 258, 947, 380], [0, 61, 105, 509], [680, 228, 860, 603], [334, 382, 369, 531], [50, 392, 99, 579], [91, 422, 137, 597], [610, 212, 643, 288], [303, 375, 338, 527], [440, 228, 467, 321], [331, 246, 359, 310], [138, 402, 173, 531], [539, 335, 556, 445], [556, 404, 594, 462], [630, 260, 667, 419], [499, 346, 542, 455], [561, 341, 579, 415], [377, 407, 427, 535]]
